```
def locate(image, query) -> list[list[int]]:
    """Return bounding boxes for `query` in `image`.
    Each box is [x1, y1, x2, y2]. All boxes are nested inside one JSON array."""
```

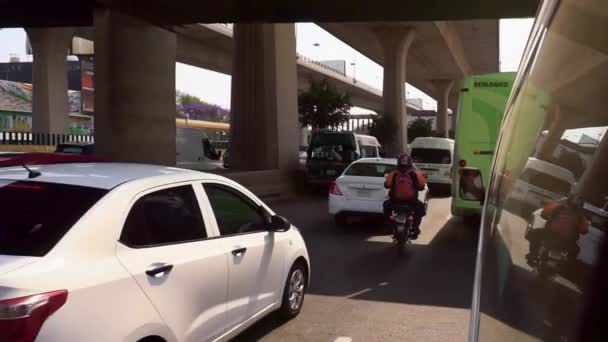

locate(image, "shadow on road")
[[233, 196, 479, 341], [306, 216, 478, 309]]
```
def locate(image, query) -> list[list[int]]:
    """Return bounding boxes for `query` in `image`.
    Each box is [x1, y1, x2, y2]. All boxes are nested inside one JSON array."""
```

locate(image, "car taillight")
[[459, 160, 467, 167], [329, 181, 343, 195], [0, 290, 68, 342]]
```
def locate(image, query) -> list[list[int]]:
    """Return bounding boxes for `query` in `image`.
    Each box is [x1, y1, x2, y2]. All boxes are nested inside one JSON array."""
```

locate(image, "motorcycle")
[[525, 225, 571, 278], [390, 204, 415, 256]]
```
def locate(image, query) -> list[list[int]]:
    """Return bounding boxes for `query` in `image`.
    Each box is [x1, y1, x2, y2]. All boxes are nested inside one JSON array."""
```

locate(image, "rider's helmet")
[[397, 154, 413, 172]]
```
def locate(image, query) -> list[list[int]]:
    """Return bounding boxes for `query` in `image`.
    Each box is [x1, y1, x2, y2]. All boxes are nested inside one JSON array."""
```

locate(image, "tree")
[[298, 78, 352, 129], [176, 90, 203, 106], [407, 118, 433, 142], [368, 114, 397, 146]]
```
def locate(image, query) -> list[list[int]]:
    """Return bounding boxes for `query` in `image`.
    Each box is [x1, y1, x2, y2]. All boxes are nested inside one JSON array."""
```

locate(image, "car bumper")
[[426, 176, 452, 185], [329, 193, 384, 215]]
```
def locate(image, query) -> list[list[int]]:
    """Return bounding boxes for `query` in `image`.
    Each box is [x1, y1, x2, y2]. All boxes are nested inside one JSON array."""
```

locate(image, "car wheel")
[[278, 262, 307, 320], [334, 213, 347, 227]]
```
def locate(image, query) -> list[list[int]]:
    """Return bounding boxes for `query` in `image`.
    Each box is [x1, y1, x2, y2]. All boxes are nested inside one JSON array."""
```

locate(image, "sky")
[[0, 19, 534, 110]]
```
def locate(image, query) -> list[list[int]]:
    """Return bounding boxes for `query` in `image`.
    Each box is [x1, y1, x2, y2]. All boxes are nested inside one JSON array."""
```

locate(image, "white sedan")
[[0, 162, 309, 342], [329, 158, 429, 225]]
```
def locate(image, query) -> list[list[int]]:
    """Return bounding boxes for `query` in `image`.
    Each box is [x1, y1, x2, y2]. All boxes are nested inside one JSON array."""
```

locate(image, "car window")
[[344, 163, 394, 177], [411, 148, 451, 164], [57, 145, 84, 154], [0, 180, 108, 257], [120, 185, 206, 247], [474, 0, 608, 340], [360, 145, 378, 158], [204, 184, 266, 236]]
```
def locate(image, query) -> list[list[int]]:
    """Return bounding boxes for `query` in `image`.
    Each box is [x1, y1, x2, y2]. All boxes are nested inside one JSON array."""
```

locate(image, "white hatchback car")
[[0, 163, 309, 342], [328, 158, 429, 225]]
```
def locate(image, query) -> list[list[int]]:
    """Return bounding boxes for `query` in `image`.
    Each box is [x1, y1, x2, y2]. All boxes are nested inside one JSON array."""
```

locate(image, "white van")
[[355, 134, 382, 158], [176, 127, 223, 171], [409, 137, 454, 185], [510, 157, 576, 209]]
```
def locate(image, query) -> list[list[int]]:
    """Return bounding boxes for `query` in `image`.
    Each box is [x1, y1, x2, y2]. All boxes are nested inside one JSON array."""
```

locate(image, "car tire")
[[334, 213, 347, 227], [278, 262, 307, 320]]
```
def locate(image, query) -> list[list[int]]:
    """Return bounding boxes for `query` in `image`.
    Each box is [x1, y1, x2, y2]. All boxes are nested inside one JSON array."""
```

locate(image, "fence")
[[329, 115, 374, 134], [0, 131, 94, 146]]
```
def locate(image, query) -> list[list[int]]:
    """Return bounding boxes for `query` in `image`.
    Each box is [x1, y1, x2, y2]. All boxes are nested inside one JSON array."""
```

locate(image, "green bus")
[[451, 72, 516, 216]]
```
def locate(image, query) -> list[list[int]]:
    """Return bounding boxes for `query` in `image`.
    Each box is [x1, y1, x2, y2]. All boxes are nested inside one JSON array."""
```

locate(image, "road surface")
[[233, 194, 479, 342]]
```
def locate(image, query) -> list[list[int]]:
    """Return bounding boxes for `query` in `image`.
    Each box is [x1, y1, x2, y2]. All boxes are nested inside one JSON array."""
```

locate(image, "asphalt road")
[[232, 193, 479, 342]]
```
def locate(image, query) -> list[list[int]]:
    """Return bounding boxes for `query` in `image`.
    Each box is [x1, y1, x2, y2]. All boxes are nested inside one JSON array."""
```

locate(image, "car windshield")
[[519, 168, 572, 196], [0, 180, 108, 257], [57, 145, 84, 154], [345, 163, 394, 177], [411, 148, 451, 164], [308, 133, 357, 162]]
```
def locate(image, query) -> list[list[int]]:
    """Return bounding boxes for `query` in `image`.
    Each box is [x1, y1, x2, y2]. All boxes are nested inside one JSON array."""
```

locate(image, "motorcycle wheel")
[[396, 225, 406, 256]]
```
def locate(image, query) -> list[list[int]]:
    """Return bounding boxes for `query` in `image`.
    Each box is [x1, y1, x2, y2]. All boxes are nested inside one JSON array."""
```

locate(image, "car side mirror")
[[267, 215, 291, 232]]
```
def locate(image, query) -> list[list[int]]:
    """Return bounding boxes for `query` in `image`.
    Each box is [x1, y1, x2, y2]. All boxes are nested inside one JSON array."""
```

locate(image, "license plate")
[[356, 189, 372, 197], [327, 170, 337, 176], [396, 225, 405, 232]]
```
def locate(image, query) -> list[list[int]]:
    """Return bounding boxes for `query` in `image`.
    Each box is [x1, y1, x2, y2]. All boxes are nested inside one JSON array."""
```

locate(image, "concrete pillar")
[[449, 94, 459, 135], [26, 27, 75, 134], [578, 132, 608, 206], [432, 79, 454, 138], [373, 26, 416, 157], [94, 9, 177, 165], [229, 24, 299, 171]]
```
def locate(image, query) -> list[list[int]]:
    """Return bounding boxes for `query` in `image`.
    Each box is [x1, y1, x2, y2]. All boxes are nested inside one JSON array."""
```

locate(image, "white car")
[[328, 158, 429, 225], [0, 163, 309, 342]]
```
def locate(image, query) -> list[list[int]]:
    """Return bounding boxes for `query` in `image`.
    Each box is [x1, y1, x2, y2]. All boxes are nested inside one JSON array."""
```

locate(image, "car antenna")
[[22, 163, 41, 179]]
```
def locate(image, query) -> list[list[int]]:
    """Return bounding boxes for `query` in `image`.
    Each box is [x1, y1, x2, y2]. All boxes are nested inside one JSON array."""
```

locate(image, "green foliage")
[[176, 90, 204, 106], [298, 78, 352, 129], [368, 114, 397, 146], [407, 118, 433, 142]]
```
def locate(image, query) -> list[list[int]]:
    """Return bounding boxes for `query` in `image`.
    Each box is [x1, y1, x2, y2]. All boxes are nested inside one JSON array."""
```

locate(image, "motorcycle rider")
[[526, 192, 589, 265], [383, 154, 427, 239]]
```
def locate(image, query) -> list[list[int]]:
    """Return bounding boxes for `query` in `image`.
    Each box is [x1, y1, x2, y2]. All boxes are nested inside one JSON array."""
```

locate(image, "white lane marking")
[[344, 288, 372, 299]]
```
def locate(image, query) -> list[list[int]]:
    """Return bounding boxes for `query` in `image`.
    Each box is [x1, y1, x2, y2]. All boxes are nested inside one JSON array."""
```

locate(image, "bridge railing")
[[0, 131, 94, 146]]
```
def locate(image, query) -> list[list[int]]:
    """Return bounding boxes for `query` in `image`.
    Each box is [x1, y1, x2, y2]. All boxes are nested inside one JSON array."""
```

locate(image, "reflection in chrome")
[[471, 0, 608, 341]]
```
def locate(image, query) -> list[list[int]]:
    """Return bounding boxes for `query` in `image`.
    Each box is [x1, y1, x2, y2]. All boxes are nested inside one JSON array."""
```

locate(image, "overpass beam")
[[432, 79, 454, 138], [229, 24, 299, 171], [26, 27, 75, 134], [94, 9, 177, 165], [373, 26, 415, 156]]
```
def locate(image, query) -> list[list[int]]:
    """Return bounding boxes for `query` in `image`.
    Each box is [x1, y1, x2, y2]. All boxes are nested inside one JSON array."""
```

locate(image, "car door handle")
[[231, 247, 247, 256], [145, 263, 174, 277]]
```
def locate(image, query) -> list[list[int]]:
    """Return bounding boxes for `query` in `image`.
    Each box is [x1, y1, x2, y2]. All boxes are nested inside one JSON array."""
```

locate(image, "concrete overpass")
[[317, 20, 501, 141], [72, 23, 409, 113], [4, 1, 540, 195]]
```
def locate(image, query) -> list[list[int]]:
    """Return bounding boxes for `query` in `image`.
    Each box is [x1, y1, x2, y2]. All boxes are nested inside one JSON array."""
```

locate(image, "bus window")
[[472, 1, 608, 340]]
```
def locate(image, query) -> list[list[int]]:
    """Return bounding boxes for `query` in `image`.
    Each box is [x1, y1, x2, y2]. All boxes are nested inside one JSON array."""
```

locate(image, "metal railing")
[[0, 131, 94, 146]]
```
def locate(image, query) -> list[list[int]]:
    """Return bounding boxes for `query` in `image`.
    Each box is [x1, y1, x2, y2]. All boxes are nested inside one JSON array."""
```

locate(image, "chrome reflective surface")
[[472, 0, 608, 340]]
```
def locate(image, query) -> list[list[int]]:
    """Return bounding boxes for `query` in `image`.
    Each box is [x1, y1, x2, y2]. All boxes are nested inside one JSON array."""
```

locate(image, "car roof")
[[0, 162, 205, 189], [410, 137, 455, 148], [525, 157, 576, 182], [353, 157, 397, 165]]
